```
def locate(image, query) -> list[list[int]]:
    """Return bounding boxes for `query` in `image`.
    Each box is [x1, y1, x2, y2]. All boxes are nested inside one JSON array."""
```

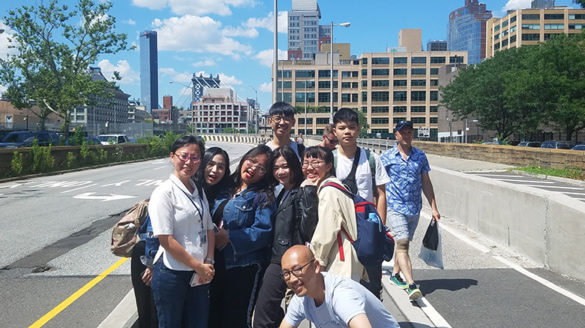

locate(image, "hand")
[[432, 209, 441, 221], [215, 229, 229, 249], [195, 262, 215, 284], [141, 267, 153, 286]]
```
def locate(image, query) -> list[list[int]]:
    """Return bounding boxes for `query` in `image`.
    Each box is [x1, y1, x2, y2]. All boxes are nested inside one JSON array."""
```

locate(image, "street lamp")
[[330, 21, 350, 123], [273, 0, 278, 104], [170, 81, 196, 135], [304, 81, 307, 135]]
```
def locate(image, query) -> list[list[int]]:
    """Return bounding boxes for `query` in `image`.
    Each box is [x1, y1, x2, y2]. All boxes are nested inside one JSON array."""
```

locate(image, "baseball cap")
[[394, 120, 413, 132]]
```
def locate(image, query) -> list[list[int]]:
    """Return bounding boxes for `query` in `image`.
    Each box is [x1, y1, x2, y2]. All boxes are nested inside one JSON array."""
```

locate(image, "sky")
[[0, 0, 580, 113]]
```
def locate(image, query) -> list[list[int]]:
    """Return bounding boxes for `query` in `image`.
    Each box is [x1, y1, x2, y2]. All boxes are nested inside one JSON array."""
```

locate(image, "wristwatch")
[[205, 257, 215, 265]]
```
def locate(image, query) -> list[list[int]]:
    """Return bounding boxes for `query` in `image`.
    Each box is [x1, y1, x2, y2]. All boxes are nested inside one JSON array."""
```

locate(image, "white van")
[[97, 134, 129, 145]]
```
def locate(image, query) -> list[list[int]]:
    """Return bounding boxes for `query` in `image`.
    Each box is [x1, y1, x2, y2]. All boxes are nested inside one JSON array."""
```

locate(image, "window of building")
[[352, 94, 358, 102], [296, 80, 315, 89], [394, 57, 408, 64], [318, 92, 330, 103], [316, 118, 330, 124], [569, 24, 584, 30], [430, 117, 438, 124], [544, 24, 564, 30], [522, 14, 540, 20], [393, 106, 407, 113], [411, 79, 426, 87], [362, 58, 368, 65], [411, 91, 426, 101], [371, 118, 389, 125], [510, 35, 517, 43], [393, 91, 407, 101], [544, 14, 564, 20], [296, 70, 315, 77], [371, 128, 389, 134], [494, 25, 501, 31], [411, 106, 426, 113], [502, 39, 509, 47], [362, 92, 367, 102], [362, 80, 367, 87], [372, 106, 389, 113], [430, 56, 446, 64], [511, 16, 517, 23], [352, 82, 358, 88], [342, 93, 351, 102], [430, 79, 439, 86], [393, 117, 406, 124], [372, 57, 390, 65], [430, 91, 438, 101], [450, 56, 464, 64], [278, 70, 292, 78], [411, 68, 426, 75], [522, 34, 540, 41], [411, 57, 427, 64], [318, 81, 330, 89], [318, 70, 338, 78], [372, 91, 389, 102], [342, 82, 351, 88], [494, 42, 501, 50], [361, 69, 368, 76], [430, 106, 438, 112], [371, 69, 390, 76], [394, 68, 407, 76], [372, 80, 390, 87], [412, 117, 426, 124], [569, 14, 585, 20], [494, 33, 500, 40], [361, 107, 367, 113], [342, 71, 352, 78], [502, 20, 509, 28], [393, 80, 407, 87], [277, 81, 292, 89], [430, 68, 439, 75], [277, 93, 292, 102], [510, 25, 517, 33], [297, 118, 313, 124]]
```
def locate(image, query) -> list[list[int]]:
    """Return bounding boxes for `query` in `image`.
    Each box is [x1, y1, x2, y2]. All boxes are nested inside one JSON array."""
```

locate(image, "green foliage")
[[66, 151, 76, 168], [30, 141, 55, 172], [222, 127, 237, 134], [356, 110, 370, 138], [576, 0, 585, 9], [11, 151, 24, 175], [80, 142, 90, 160], [98, 148, 108, 163], [0, 0, 132, 134], [516, 165, 585, 181], [69, 127, 85, 146], [294, 105, 330, 114]]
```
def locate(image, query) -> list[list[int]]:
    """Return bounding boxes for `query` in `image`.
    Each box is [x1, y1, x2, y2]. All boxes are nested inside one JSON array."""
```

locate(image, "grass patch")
[[514, 165, 585, 181]]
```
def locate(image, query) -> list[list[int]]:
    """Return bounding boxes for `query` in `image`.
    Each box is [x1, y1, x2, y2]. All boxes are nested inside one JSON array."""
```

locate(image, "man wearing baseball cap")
[[380, 120, 440, 301]]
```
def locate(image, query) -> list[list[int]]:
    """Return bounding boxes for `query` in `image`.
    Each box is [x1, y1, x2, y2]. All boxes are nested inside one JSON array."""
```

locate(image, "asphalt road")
[[0, 142, 252, 328]]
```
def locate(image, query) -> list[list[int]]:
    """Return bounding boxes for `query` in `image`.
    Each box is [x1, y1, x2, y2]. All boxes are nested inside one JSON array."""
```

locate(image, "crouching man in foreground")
[[279, 245, 399, 328]]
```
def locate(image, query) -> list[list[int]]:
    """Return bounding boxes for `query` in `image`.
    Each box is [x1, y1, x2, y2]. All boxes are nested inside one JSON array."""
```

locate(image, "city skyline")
[[0, 0, 579, 113]]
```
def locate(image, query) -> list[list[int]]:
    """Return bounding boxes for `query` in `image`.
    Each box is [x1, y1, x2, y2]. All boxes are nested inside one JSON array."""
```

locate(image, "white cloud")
[[244, 11, 288, 34], [0, 23, 18, 60], [97, 59, 139, 85], [0, 84, 7, 96], [259, 82, 272, 93], [154, 15, 252, 59], [160, 67, 192, 84], [502, 0, 532, 12], [124, 19, 137, 25], [192, 59, 216, 67], [132, 0, 256, 16], [222, 26, 258, 38], [254, 49, 288, 67]]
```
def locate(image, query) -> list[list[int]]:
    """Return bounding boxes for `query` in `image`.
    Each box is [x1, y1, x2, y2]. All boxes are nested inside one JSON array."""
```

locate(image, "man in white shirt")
[[332, 108, 390, 299], [279, 245, 399, 328], [265, 102, 303, 159]]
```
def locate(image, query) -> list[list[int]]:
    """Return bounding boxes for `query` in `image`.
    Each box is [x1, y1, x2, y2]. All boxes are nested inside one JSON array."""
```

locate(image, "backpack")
[[322, 182, 394, 266], [110, 199, 150, 257], [333, 148, 378, 197]]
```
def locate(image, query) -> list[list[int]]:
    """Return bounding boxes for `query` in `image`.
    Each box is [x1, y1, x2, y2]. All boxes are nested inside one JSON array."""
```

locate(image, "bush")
[[66, 151, 76, 168], [30, 140, 55, 173], [11, 151, 24, 175]]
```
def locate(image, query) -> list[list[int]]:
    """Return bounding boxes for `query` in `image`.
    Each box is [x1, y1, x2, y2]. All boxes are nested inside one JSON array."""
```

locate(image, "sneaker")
[[407, 283, 422, 301], [390, 275, 408, 289]]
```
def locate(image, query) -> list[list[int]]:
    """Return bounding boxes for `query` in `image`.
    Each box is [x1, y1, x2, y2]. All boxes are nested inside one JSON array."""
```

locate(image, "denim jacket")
[[213, 187, 274, 269]]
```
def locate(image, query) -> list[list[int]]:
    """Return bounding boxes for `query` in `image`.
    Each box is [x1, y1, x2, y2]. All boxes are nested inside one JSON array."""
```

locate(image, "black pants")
[[131, 241, 158, 328], [252, 263, 287, 328], [361, 262, 382, 299]]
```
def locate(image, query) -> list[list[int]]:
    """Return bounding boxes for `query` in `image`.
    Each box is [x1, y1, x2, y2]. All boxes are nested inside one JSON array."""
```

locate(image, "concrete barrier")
[[429, 166, 585, 282]]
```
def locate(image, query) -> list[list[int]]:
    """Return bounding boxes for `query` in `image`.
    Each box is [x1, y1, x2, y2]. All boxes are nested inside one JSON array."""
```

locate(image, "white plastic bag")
[[418, 221, 444, 269]]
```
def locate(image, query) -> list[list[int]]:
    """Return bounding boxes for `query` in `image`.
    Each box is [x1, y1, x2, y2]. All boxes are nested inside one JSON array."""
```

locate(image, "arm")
[[228, 194, 274, 254], [310, 188, 343, 267], [206, 229, 215, 260], [298, 185, 319, 242], [279, 320, 297, 328], [158, 235, 214, 283], [421, 172, 440, 221], [375, 186, 387, 225], [348, 314, 373, 328]]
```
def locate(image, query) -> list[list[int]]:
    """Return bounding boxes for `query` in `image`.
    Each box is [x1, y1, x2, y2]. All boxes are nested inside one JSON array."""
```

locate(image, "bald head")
[[282, 245, 314, 265]]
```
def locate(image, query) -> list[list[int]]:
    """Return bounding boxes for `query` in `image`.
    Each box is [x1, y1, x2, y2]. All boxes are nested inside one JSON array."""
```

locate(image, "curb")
[[97, 289, 137, 328]]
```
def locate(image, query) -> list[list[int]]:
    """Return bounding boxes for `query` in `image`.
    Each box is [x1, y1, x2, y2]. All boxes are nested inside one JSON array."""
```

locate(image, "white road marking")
[[476, 174, 525, 178], [494, 179, 554, 184], [0, 183, 24, 189], [61, 183, 97, 193], [103, 180, 130, 187], [73, 192, 136, 202], [414, 295, 452, 328], [136, 179, 164, 186], [523, 185, 584, 190], [31, 181, 93, 188]]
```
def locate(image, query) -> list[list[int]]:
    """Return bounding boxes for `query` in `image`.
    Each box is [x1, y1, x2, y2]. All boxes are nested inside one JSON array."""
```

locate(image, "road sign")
[[418, 127, 430, 138]]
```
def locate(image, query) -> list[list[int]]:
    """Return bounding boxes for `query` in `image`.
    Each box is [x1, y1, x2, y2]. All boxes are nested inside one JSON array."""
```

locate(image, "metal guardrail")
[[357, 138, 396, 154]]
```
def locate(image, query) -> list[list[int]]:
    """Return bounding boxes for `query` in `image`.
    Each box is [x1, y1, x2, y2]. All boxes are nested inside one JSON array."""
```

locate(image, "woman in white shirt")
[[149, 135, 215, 328]]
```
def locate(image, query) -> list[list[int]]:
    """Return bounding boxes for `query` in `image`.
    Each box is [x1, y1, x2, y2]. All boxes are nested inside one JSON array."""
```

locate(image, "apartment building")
[[277, 50, 467, 139], [486, 7, 585, 58], [191, 88, 249, 134]]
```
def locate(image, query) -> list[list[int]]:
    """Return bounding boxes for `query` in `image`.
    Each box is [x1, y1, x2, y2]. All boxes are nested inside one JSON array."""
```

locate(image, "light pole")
[[329, 21, 350, 123], [272, 0, 278, 104], [472, 119, 479, 142], [170, 81, 195, 135], [304, 81, 307, 134]]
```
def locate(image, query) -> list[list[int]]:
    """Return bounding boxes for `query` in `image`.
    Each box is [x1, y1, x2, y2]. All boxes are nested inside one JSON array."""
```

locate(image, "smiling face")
[[273, 156, 293, 189], [395, 126, 414, 147], [333, 120, 359, 148], [302, 154, 332, 185], [281, 246, 320, 297], [240, 154, 268, 188], [204, 154, 227, 186], [171, 144, 202, 181], [270, 114, 295, 138]]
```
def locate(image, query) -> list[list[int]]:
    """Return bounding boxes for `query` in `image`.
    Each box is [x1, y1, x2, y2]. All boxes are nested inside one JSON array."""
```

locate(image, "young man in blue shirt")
[[381, 120, 440, 300]]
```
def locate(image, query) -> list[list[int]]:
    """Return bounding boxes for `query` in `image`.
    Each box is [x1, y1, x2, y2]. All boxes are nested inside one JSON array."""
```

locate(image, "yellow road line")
[[29, 257, 129, 328]]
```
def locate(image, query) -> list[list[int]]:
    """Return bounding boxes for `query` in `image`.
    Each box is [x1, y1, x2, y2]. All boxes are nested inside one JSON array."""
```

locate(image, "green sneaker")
[[408, 284, 422, 300], [390, 274, 408, 289]]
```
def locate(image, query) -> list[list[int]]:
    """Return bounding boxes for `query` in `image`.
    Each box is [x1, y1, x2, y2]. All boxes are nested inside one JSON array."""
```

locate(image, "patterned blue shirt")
[[380, 145, 430, 216]]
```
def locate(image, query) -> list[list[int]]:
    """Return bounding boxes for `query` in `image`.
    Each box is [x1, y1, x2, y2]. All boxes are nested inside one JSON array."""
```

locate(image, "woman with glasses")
[[209, 145, 275, 328], [302, 146, 366, 283], [148, 135, 215, 328], [253, 146, 318, 328]]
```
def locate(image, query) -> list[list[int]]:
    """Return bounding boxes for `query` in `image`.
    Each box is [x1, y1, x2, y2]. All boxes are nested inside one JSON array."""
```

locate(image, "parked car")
[[97, 134, 129, 145], [517, 141, 541, 147], [540, 140, 574, 149], [0, 131, 59, 148], [571, 144, 585, 151]]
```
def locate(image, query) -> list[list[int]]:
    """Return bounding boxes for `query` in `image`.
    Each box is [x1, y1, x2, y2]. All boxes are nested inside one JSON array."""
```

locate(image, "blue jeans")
[[152, 260, 210, 328]]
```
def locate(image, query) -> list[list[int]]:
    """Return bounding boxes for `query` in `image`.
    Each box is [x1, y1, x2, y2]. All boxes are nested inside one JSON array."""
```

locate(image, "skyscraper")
[[288, 0, 329, 60], [447, 0, 492, 64], [140, 30, 159, 112], [427, 40, 448, 51], [531, 0, 556, 9]]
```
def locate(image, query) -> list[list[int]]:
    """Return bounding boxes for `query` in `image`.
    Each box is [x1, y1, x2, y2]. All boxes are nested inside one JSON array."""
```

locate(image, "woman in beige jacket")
[[301, 146, 366, 282]]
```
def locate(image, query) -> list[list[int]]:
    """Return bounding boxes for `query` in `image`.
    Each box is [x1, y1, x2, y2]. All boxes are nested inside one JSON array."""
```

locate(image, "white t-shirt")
[[334, 148, 390, 202], [284, 272, 399, 328], [149, 174, 213, 271]]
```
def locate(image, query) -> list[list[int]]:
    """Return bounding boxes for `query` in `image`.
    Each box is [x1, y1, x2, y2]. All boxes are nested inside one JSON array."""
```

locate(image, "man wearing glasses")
[[279, 245, 399, 328], [266, 102, 304, 159], [318, 124, 338, 150]]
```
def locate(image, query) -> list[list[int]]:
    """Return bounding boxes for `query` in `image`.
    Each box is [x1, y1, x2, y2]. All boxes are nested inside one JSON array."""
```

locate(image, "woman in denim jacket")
[[209, 145, 275, 328]]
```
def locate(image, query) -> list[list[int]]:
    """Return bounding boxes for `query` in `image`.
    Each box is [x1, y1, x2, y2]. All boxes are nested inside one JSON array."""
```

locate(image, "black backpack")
[[333, 148, 377, 196]]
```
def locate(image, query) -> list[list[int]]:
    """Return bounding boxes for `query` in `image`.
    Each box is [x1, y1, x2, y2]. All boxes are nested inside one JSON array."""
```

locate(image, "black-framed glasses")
[[325, 136, 338, 144], [282, 258, 315, 280], [271, 115, 294, 123]]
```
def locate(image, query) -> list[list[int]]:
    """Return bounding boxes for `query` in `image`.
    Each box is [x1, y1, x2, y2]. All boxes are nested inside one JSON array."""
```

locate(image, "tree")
[[0, 0, 131, 134], [575, 0, 585, 8]]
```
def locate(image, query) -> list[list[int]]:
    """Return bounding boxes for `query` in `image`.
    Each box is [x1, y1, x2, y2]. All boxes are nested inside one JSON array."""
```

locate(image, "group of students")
[[130, 101, 440, 328]]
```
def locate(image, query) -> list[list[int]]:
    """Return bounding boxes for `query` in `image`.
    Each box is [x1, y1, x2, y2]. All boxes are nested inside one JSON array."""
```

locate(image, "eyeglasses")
[[176, 153, 201, 163], [302, 160, 325, 169], [324, 136, 338, 145], [245, 158, 267, 174], [271, 115, 294, 123], [282, 259, 315, 280]]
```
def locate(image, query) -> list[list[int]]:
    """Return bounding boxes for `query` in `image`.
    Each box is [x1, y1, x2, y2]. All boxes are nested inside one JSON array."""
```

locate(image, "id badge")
[[198, 230, 207, 247]]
